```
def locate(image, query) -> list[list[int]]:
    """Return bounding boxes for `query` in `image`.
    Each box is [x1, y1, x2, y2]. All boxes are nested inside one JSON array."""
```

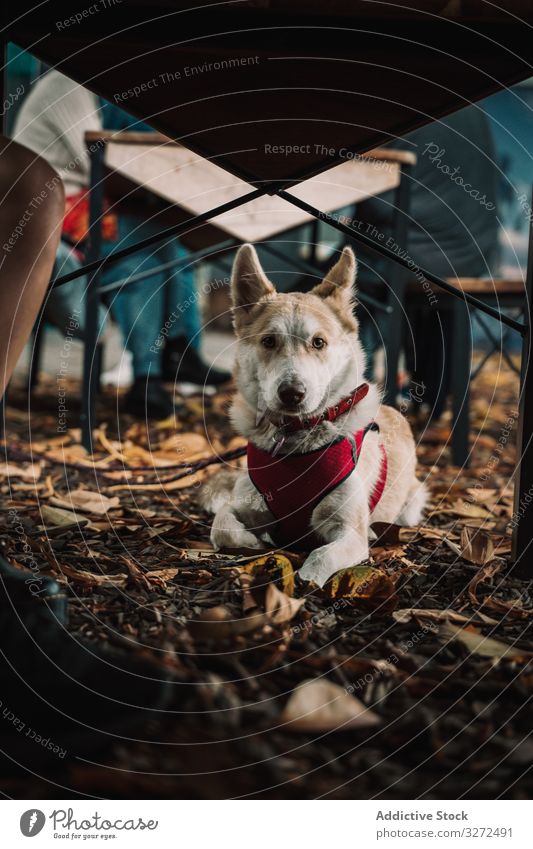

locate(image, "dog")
[[207, 243, 427, 587]]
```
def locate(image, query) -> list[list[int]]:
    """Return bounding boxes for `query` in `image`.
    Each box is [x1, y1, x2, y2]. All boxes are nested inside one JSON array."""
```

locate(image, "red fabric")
[[279, 383, 369, 434], [63, 191, 118, 249], [247, 424, 387, 549]]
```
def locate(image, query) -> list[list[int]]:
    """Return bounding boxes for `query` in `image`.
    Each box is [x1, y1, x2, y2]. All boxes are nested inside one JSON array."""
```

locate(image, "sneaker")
[[124, 376, 174, 419], [163, 336, 231, 386]]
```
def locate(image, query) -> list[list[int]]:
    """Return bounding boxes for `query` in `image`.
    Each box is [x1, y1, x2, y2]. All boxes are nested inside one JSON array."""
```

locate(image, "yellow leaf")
[[241, 554, 296, 596], [322, 564, 396, 607]]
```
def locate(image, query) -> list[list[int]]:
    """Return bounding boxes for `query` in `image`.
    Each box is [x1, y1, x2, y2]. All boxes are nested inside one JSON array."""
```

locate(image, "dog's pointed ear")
[[311, 246, 357, 308], [231, 244, 275, 330]]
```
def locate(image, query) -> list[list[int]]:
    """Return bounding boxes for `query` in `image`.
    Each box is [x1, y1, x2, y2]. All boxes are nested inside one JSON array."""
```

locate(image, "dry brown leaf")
[[371, 545, 407, 563], [50, 488, 120, 516], [188, 605, 269, 640], [467, 559, 502, 605], [144, 568, 180, 586], [43, 445, 92, 467], [370, 522, 418, 544], [41, 505, 89, 529], [59, 563, 127, 588], [419, 527, 460, 541], [394, 608, 498, 626], [189, 575, 303, 639], [106, 466, 216, 492], [257, 581, 305, 625], [158, 432, 210, 456], [279, 679, 381, 732], [461, 527, 495, 566], [465, 487, 499, 505], [0, 462, 41, 482], [444, 499, 493, 519], [95, 427, 127, 462], [442, 537, 463, 556], [480, 595, 533, 620], [440, 622, 533, 661]]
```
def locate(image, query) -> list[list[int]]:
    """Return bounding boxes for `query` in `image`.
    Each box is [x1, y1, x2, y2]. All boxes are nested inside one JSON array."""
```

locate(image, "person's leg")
[[103, 243, 165, 378], [0, 136, 69, 607], [0, 136, 64, 394], [161, 238, 231, 385], [44, 240, 107, 340], [0, 140, 174, 773], [164, 238, 202, 350], [100, 217, 176, 417]]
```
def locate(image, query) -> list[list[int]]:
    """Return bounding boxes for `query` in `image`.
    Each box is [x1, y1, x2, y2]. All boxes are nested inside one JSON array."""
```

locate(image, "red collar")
[[277, 382, 369, 434], [268, 383, 370, 455]]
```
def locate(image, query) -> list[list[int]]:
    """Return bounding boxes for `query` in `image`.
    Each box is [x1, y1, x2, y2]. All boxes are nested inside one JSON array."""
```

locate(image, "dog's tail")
[[199, 468, 242, 513]]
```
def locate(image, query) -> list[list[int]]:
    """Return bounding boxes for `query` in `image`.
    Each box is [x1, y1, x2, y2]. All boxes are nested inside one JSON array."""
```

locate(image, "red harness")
[[247, 385, 388, 550]]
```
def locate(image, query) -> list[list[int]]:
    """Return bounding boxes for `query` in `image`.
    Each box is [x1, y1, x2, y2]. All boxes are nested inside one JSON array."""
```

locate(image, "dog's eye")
[[261, 335, 276, 349], [312, 336, 326, 349]]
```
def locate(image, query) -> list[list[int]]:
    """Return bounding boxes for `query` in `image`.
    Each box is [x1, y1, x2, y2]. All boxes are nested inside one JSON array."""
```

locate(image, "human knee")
[[1, 141, 65, 226]]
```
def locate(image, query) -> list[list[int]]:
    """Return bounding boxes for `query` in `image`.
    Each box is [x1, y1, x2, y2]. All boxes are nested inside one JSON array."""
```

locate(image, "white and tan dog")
[[208, 243, 426, 587]]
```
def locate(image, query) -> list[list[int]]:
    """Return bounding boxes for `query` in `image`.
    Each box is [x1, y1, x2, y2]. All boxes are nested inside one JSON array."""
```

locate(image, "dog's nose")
[[278, 381, 306, 408]]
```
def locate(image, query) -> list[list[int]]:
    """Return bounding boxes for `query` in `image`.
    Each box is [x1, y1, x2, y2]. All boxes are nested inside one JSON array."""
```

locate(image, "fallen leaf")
[[467, 559, 503, 605], [41, 505, 89, 529], [370, 522, 417, 544], [394, 608, 498, 626], [440, 622, 533, 662], [157, 432, 210, 457], [322, 563, 397, 609], [59, 563, 127, 588], [442, 537, 463, 556], [241, 554, 296, 596], [95, 427, 128, 462], [144, 568, 180, 586], [465, 487, 499, 505], [480, 595, 533, 620], [0, 462, 41, 482], [279, 679, 381, 732], [461, 527, 495, 566], [254, 581, 305, 625], [188, 605, 269, 640], [419, 527, 460, 541], [105, 466, 217, 492], [49, 488, 120, 516], [444, 499, 493, 519]]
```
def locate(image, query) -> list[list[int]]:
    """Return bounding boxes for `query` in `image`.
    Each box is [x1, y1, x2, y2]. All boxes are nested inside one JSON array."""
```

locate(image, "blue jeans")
[[46, 217, 201, 379]]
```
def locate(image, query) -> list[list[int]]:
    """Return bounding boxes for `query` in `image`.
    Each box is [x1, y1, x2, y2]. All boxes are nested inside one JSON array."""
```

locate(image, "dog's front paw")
[[211, 527, 264, 551], [298, 550, 340, 588], [211, 508, 264, 551]]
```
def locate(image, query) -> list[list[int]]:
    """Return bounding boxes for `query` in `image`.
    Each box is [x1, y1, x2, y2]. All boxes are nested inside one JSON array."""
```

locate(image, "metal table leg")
[[450, 296, 471, 467], [384, 162, 412, 406], [81, 144, 105, 453], [511, 197, 533, 577]]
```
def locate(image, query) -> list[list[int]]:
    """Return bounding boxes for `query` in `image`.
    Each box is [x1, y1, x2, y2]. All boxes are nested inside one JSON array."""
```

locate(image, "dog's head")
[[230, 244, 366, 417]]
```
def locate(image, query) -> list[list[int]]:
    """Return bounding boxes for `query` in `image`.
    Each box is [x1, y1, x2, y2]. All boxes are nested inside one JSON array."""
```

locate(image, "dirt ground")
[[1, 357, 532, 799]]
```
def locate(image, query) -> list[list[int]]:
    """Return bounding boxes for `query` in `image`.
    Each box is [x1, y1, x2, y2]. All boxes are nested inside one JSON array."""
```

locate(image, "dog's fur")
[[207, 244, 427, 587]]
